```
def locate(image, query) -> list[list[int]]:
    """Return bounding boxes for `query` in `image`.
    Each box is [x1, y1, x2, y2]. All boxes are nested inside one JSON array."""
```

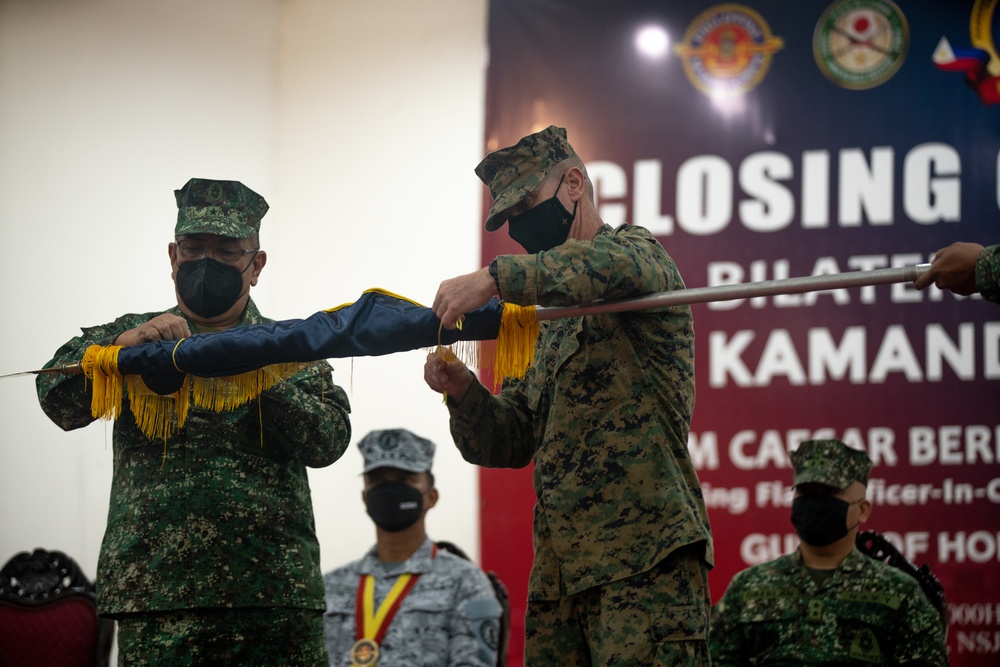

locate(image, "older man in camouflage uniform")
[[914, 240, 1000, 302], [709, 439, 948, 666], [37, 178, 352, 665], [323, 428, 502, 666], [423, 126, 712, 665]]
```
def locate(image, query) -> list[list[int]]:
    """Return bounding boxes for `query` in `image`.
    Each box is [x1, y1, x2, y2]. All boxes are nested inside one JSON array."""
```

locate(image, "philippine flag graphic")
[[933, 36, 999, 104]]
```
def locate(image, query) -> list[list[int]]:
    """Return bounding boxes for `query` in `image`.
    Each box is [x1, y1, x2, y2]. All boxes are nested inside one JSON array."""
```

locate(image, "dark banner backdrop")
[[476, 1, 1000, 665]]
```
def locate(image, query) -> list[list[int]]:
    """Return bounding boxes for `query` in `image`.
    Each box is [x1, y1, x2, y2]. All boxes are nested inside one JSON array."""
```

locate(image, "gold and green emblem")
[[813, 0, 909, 90]]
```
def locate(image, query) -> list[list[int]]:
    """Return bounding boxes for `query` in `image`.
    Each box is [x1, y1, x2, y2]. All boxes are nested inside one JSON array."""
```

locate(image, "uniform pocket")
[[650, 604, 708, 641]]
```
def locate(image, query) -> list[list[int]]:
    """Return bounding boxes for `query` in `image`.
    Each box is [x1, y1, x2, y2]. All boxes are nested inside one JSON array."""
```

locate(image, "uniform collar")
[[790, 546, 868, 575], [355, 537, 437, 577]]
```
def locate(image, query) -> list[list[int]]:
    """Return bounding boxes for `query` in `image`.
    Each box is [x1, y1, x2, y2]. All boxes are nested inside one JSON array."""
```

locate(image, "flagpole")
[[533, 263, 930, 320], [2, 265, 933, 379]]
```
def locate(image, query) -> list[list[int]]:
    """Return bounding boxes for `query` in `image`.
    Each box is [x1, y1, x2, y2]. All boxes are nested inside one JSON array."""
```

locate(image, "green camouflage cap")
[[359, 428, 435, 474], [475, 125, 577, 231], [174, 178, 268, 239], [791, 439, 872, 489]]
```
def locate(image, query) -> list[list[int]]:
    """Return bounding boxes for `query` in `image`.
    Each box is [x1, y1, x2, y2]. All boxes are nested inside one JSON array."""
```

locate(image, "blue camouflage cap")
[[475, 125, 577, 232], [359, 429, 435, 474], [174, 178, 269, 239], [791, 439, 872, 489]]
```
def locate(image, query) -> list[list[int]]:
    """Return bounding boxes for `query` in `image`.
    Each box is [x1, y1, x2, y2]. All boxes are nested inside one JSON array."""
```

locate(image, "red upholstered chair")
[[0, 548, 114, 667]]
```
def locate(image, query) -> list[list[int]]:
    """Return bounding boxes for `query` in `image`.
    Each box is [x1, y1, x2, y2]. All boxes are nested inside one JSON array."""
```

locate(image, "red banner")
[[478, 2, 1000, 665]]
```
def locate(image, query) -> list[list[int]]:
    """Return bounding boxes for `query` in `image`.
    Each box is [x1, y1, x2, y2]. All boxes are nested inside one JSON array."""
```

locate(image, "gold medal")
[[349, 637, 380, 666], [352, 551, 436, 666]]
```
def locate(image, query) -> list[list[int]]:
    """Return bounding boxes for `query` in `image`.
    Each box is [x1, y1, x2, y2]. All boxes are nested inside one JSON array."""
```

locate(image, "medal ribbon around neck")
[[353, 544, 437, 665]]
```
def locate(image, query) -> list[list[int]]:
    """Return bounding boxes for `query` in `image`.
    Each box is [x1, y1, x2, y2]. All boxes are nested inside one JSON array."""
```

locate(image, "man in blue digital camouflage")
[[423, 126, 713, 665], [36, 178, 352, 665], [322, 428, 503, 666], [914, 240, 1000, 302], [709, 439, 948, 666]]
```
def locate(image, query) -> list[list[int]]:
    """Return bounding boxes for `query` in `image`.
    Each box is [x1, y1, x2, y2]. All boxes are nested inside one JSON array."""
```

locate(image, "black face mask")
[[507, 175, 577, 254], [176, 257, 252, 319], [364, 481, 424, 532], [791, 494, 859, 547]]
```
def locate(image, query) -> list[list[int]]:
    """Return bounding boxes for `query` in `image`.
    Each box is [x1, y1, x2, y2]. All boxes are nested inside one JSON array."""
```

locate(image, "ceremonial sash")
[[350, 545, 438, 667]]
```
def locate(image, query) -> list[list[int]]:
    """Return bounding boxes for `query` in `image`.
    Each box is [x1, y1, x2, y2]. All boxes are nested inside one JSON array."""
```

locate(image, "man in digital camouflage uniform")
[[423, 126, 713, 665], [914, 240, 1000, 302], [322, 428, 502, 666], [37, 178, 352, 665], [709, 439, 948, 666]]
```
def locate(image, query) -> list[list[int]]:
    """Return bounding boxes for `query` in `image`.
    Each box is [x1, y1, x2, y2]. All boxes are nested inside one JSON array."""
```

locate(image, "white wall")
[[0, 0, 488, 597], [273, 0, 489, 570]]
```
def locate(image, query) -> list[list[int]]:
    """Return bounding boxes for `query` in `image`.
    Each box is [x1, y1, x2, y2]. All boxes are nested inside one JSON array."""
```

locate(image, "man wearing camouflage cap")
[[423, 126, 712, 664], [37, 178, 352, 664], [710, 439, 948, 666], [322, 428, 503, 666]]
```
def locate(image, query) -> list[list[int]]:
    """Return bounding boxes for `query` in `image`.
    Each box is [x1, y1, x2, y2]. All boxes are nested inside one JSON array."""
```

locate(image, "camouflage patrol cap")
[[475, 125, 577, 231], [359, 429, 435, 474], [791, 439, 872, 489], [174, 178, 269, 239]]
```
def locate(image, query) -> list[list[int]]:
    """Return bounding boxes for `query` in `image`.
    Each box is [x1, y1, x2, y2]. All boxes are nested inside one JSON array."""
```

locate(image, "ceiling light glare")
[[635, 25, 670, 59]]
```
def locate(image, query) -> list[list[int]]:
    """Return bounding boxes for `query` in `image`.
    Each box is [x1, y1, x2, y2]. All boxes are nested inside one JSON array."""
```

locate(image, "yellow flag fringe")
[[126, 374, 190, 442], [493, 303, 539, 389], [81, 345, 124, 421], [81, 345, 311, 441], [190, 362, 310, 413]]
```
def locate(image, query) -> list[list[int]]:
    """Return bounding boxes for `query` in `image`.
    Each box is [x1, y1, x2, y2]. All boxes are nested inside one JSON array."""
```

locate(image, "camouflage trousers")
[[524, 543, 711, 666], [115, 606, 327, 666]]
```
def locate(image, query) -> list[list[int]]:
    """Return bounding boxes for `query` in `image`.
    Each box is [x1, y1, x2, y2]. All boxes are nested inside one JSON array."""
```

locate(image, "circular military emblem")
[[480, 618, 500, 651], [206, 181, 225, 202], [674, 4, 785, 96], [349, 638, 380, 666], [379, 430, 399, 451], [813, 0, 909, 89]]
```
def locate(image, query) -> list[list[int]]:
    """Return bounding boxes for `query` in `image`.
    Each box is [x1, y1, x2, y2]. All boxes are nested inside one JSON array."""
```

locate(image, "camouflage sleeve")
[[449, 567, 503, 667], [887, 580, 949, 666], [447, 372, 539, 469], [708, 573, 750, 667], [496, 225, 681, 307], [259, 361, 352, 468], [36, 314, 156, 431], [976, 244, 1000, 303]]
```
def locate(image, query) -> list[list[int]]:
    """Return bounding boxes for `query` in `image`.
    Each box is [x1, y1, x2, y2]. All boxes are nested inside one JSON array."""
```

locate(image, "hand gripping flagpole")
[[532, 263, 931, 320]]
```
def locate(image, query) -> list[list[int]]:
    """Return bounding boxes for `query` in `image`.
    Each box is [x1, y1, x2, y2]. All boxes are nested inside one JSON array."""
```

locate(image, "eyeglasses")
[[175, 240, 259, 265]]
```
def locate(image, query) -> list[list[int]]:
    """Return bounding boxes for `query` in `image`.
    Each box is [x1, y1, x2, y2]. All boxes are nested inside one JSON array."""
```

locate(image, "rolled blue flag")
[[114, 290, 504, 394]]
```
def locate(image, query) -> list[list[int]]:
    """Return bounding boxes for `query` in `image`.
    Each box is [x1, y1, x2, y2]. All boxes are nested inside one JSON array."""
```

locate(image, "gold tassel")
[[492, 303, 539, 389], [81, 344, 124, 421]]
